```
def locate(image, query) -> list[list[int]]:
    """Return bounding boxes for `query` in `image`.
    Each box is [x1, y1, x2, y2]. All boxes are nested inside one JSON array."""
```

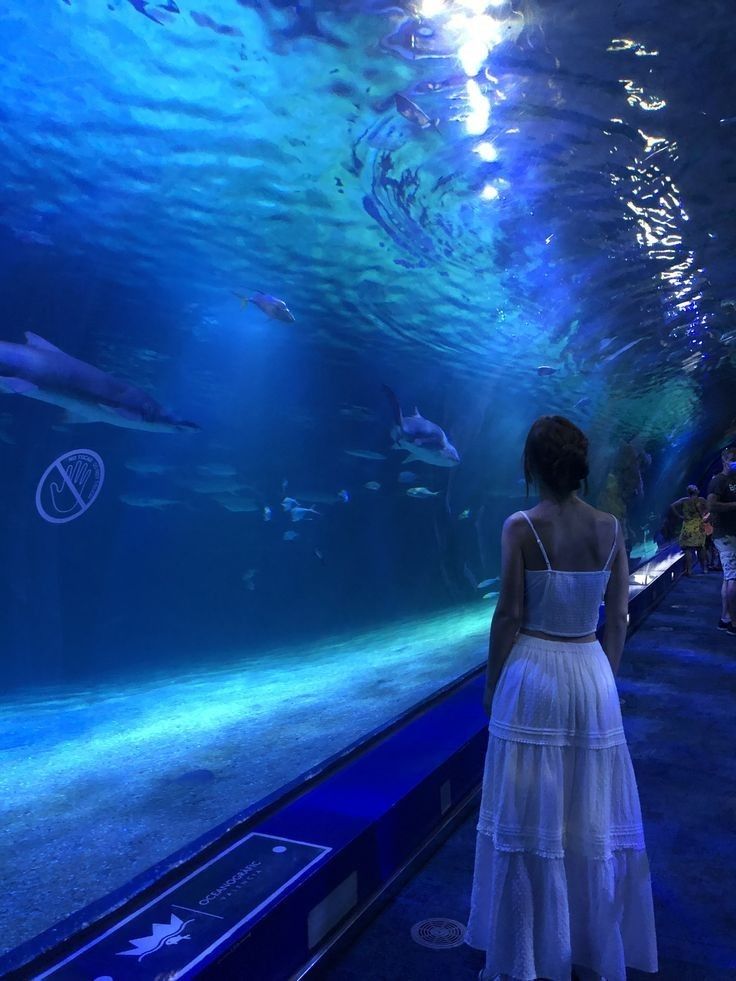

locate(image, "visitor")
[[669, 484, 707, 575], [707, 445, 736, 634], [703, 510, 719, 571], [465, 415, 657, 981]]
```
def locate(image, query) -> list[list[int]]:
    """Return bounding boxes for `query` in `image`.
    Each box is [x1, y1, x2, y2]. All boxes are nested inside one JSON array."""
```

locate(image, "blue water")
[[0, 0, 734, 958]]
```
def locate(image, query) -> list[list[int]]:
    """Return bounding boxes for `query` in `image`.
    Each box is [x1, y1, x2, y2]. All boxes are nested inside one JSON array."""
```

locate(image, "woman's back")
[[518, 501, 618, 638], [519, 500, 619, 572]]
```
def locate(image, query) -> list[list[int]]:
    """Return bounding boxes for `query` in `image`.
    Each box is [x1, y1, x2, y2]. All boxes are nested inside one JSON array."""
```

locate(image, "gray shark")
[[382, 384, 460, 468], [0, 332, 198, 432]]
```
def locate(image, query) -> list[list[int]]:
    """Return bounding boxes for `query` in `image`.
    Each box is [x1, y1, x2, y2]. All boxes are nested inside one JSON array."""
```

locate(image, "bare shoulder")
[[502, 511, 528, 538]]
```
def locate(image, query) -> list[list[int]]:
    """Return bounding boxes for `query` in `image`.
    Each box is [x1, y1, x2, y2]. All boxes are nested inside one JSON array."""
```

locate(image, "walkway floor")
[[319, 573, 736, 981]]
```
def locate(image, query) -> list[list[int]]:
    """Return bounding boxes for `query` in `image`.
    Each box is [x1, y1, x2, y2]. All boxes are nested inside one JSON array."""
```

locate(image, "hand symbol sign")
[[49, 460, 93, 513]]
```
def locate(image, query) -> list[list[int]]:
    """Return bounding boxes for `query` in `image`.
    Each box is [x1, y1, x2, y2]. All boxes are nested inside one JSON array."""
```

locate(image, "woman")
[[466, 416, 658, 981], [670, 484, 707, 576]]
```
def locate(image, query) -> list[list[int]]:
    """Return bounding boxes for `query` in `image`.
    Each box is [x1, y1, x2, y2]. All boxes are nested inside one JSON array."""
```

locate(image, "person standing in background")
[[670, 484, 707, 576], [707, 445, 736, 634]]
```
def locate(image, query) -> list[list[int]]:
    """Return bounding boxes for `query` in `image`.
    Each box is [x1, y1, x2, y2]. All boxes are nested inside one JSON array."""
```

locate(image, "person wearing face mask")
[[707, 444, 736, 634]]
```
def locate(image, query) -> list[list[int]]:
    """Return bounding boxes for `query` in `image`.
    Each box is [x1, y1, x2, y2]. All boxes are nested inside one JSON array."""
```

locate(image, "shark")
[[0, 332, 198, 432], [382, 384, 460, 468]]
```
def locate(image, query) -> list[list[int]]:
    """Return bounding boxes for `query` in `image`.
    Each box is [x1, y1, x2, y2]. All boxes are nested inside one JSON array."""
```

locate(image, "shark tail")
[[381, 383, 403, 426]]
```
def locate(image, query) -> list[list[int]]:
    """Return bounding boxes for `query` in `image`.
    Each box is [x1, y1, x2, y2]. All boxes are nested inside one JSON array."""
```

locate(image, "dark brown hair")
[[523, 415, 589, 496]]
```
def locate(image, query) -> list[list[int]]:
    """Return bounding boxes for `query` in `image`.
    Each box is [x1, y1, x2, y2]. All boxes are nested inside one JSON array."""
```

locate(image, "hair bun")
[[523, 415, 590, 495]]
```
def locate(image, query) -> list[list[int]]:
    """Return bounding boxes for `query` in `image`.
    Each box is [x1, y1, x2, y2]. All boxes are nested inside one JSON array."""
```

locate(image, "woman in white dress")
[[465, 416, 658, 981]]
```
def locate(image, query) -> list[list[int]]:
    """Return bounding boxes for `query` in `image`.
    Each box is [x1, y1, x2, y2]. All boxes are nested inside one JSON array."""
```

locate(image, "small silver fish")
[[395, 93, 438, 131], [536, 365, 557, 376], [407, 487, 439, 498], [263, 506, 272, 522], [283, 530, 300, 542], [344, 449, 387, 461], [233, 290, 295, 323], [290, 506, 320, 522], [478, 577, 500, 589], [364, 481, 381, 491], [337, 489, 350, 503], [458, 508, 471, 520], [573, 397, 591, 410]]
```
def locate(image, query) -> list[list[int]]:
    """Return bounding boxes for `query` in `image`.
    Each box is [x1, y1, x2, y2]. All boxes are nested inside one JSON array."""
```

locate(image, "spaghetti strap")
[[520, 511, 552, 570], [603, 516, 618, 570]]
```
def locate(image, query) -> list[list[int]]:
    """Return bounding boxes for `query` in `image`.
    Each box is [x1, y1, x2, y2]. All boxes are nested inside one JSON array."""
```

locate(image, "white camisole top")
[[520, 511, 618, 638]]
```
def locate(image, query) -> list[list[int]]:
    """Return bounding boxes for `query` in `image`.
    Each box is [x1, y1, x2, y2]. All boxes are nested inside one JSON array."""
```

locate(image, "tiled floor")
[[319, 574, 736, 980]]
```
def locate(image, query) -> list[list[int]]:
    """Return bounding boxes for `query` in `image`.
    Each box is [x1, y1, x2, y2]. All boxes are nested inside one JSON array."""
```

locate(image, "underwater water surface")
[[1, 0, 735, 958]]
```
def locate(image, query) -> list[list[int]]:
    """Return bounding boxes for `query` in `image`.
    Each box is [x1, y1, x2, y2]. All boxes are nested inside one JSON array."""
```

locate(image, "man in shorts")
[[707, 444, 736, 634]]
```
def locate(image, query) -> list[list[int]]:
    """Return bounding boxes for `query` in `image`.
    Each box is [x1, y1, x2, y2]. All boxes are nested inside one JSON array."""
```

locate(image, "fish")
[[344, 449, 387, 461], [233, 290, 295, 323], [573, 397, 591, 410], [720, 116, 736, 126], [0, 332, 198, 432], [337, 489, 350, 503], [478, 577, 500, 589], [290, 506, 320, 521], [283, 530, 300, 542], [600, 337, 644, 365], [263, 506, 272, 522], [395, 93, 438, 131], [382, 384, 459, 468], [483, 590, 500, 600], [398, 471, 418, 483], [364, 481, 381, 491], [281, 496, 299, 511], [119, 494, 182, 510], [313, 547, 325, 564], [536, 365, 557, 376], [458, 508, 471, 520], [241, 569, 257, 591], [406, 486, 439, 498]]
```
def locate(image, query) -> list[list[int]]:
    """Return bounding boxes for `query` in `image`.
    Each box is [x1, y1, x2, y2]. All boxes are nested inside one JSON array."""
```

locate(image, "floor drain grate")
[[410, 917, 466, 949]]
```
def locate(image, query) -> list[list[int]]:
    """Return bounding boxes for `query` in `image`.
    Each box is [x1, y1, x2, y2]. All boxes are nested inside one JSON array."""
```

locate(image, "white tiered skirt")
[[465, 635, 658, 981]]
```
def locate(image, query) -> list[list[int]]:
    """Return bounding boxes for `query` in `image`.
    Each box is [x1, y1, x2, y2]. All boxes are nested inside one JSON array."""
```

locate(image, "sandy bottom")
[[0, 606, 489, 956]]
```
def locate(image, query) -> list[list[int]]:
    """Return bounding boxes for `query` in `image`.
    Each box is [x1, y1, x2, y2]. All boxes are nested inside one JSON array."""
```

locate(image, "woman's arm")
[[483, 514, 524, 715], [670, 498, 685, 518], [602, 529, 629, 677]]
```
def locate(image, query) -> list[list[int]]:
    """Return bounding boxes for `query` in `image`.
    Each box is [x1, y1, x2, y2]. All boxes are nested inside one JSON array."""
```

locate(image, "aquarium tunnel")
[[1, 0, 735, 978]]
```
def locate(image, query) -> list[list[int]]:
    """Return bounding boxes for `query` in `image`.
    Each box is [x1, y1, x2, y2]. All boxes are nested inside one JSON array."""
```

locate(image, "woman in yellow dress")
[[670, 484, 707, 575]]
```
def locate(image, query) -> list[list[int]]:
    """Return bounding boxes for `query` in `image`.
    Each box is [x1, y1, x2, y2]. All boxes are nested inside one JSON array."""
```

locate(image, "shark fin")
[[25, 332, 63, 353], [0, 376, 39, 395]]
